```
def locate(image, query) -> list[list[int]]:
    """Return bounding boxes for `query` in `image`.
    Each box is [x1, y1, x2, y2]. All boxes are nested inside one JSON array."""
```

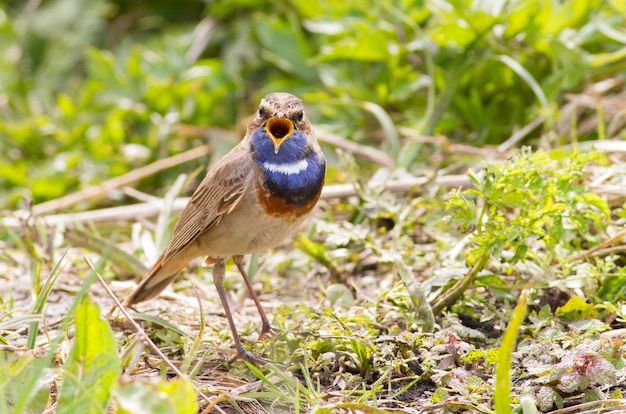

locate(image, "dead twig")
[[8, 158, 625, 231], [32, 144, 212, 216], [66, 228, 147, 275], [567, 227, 626, 263], [315, 128, 394, 167], [498, 115, 544, 154], [548, 399, 626, 414], [2, 175, 472, 228]]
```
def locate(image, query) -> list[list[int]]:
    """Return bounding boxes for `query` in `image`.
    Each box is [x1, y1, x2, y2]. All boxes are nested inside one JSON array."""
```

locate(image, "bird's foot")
[[229, 347, 268, 365]]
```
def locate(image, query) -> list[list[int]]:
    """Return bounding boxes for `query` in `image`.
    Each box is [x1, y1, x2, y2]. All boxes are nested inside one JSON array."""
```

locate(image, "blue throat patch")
[[251, 129, 326, 206]]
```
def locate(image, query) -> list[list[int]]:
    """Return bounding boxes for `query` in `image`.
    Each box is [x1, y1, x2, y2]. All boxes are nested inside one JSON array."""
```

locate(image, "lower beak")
[[266, 117, 294, 153]]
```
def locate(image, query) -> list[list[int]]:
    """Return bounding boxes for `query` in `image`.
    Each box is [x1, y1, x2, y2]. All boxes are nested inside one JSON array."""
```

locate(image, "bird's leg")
[[233, 255, 272, 340], [212, 258, 267, 364]]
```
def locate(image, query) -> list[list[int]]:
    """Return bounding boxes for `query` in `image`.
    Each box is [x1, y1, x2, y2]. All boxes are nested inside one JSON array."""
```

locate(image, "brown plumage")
[[123, 92, 326, 363]]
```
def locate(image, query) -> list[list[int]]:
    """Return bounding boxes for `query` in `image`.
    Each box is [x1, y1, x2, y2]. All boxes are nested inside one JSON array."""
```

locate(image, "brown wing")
[[162, 143, 253, 261]]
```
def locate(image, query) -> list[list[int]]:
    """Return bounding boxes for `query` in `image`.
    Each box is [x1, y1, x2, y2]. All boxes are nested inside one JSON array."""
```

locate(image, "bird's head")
[[249, 92, 313, 155]]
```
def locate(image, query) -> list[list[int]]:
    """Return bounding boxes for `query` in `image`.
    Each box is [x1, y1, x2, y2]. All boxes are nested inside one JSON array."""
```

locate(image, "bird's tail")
[[123, 253, 187, 306]]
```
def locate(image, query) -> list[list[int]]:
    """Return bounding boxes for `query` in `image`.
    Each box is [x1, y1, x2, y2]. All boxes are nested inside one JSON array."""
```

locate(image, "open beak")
[[265, 117, 294, 153]]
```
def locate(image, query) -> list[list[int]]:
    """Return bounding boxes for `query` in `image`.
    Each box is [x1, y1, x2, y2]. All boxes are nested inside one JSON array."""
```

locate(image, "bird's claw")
[[230, 348, 268, 365]]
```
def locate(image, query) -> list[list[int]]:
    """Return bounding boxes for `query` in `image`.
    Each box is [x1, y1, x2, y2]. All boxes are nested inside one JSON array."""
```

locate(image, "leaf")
[[325, 283, 355, 308], [475, 274, 507, 287], [589, 46, 626, 68], [536, 386, 562, 412], [516, 394, 539, 414], [254, 15, 316, 80], [114, 379, 197, 414], [0, 351, 56, 414], [555, 296, 597, 320], [582, 352, 616, 387], [314, 20, 394, 63], [597, 275, 626, 302], [57, 296, 121, 414]]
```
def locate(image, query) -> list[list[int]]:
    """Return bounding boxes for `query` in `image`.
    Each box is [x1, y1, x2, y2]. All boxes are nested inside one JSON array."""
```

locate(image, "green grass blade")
[[26, 247, 69, 349], [496, 55, 549, 111], [128, 312, 190, 337], [495, 290, 529, 414]]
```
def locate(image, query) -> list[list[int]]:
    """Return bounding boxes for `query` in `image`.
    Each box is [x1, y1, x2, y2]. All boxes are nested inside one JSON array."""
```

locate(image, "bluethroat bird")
[[123, 92, 326, 364]]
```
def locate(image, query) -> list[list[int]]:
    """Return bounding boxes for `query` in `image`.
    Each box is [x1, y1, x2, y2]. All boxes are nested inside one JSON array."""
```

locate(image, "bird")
[[123, 92, 326, 364]]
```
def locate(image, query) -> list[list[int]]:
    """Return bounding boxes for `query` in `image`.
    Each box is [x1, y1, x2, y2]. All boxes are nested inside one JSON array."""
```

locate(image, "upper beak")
[[265, 117, 294, 154]]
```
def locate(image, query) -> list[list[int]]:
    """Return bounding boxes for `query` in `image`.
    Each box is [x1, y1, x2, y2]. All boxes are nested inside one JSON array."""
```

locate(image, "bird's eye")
[[294, 110, 304, 122], [258, 107, 268, 118]]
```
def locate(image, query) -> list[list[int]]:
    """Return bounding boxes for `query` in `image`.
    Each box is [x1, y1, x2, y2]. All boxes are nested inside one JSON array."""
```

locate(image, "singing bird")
[[123, 93, 326, 363]]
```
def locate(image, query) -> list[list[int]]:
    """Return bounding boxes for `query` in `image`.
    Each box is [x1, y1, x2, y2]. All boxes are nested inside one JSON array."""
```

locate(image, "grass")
[[4, 142, 626, 412]]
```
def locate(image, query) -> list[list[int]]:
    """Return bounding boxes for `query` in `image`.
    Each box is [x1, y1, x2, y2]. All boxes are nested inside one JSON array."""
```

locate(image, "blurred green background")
[[1, 0, 625, 209]]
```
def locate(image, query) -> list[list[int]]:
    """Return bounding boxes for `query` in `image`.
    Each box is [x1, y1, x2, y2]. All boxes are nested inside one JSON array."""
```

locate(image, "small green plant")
[[435, 147, 610, 312], [57, 297, 121, 413]]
